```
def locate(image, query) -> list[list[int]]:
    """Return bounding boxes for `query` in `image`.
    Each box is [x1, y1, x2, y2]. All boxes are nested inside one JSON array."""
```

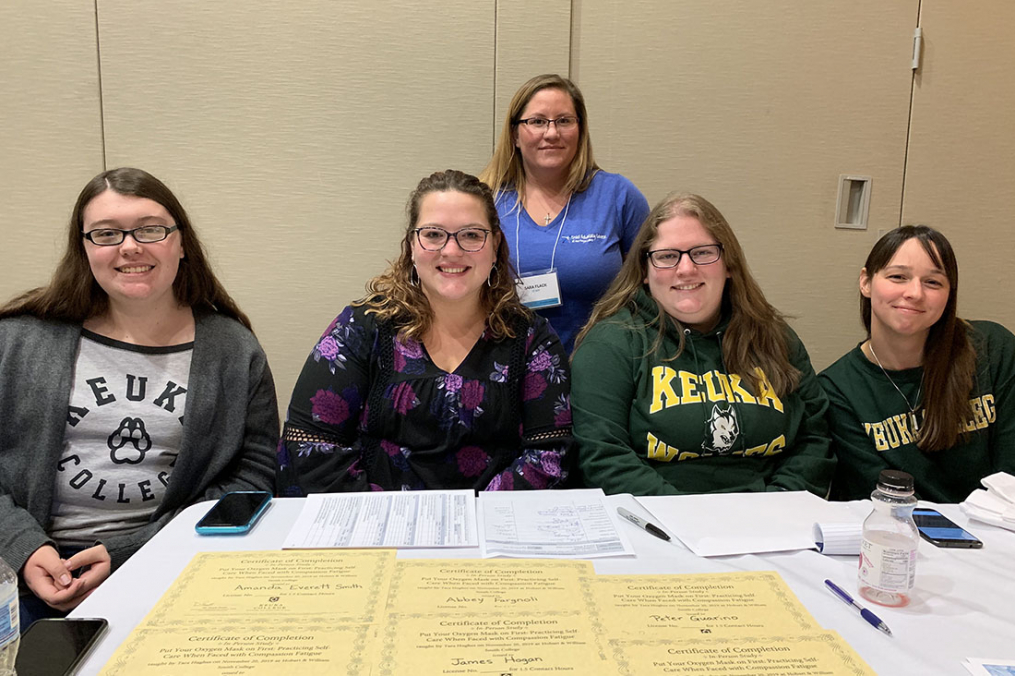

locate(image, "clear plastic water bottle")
[[0, 556, 18, 676], [857, 469, 919, 607]]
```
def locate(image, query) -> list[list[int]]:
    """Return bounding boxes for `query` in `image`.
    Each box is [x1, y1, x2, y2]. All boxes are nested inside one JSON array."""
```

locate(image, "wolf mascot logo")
[[702, 404, 739, 455]]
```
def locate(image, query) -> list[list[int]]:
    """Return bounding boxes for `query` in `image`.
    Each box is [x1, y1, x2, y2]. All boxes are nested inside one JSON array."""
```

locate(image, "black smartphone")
[[913, 507, 983, 548], [194, 490, 272, 535], [15, 617, 108, 676]]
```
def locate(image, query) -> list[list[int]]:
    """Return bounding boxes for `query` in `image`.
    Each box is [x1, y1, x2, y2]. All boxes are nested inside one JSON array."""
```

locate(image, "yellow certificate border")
[[142, 550, 395, 628], [609, 632, 873, 676], [101, 621, 376, 676]]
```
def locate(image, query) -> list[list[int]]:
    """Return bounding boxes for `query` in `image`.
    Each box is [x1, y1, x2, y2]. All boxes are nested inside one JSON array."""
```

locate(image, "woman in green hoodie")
[[571, 193, 834, 496]]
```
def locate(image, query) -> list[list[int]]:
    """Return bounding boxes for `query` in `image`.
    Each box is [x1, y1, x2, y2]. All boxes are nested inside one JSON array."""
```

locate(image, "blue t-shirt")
[[498, 170, 649, 352]]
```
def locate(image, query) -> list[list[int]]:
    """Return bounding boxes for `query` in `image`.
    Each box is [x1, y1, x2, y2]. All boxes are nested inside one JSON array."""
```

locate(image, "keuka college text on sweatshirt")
[[571, 289, 834, 496], [820, 320, 1015, 503]]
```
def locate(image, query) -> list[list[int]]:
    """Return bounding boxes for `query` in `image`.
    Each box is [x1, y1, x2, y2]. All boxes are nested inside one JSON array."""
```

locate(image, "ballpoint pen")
[[823, 579, 893, 636], [617, 507, 671, 541]]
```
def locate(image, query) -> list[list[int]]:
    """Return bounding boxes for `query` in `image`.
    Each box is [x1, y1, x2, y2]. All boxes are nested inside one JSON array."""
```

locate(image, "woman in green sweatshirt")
[[571, 193, 834, 496], [819, 226, 1015, 502]]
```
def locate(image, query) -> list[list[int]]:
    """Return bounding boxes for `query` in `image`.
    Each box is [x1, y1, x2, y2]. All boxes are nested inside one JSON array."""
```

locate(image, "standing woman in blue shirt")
[[480, 74, 650, 352]]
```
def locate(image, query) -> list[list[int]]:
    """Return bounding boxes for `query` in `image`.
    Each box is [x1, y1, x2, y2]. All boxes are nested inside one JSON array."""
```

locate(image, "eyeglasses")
[[515, 116, 578, 131], [82, 224, 179, 246], [646, 244, 723, 268], [414, 227, 491, 252]]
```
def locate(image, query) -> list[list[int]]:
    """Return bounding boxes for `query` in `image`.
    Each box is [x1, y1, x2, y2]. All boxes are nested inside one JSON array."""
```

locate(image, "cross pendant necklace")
[[544, 213, 552, 225]]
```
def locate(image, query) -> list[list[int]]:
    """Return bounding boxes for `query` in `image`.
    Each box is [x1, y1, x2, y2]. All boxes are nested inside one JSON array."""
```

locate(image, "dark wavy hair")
[[861, 225, 975, 451], [356, 169, 530, 340], [0, 167, 251, 329]]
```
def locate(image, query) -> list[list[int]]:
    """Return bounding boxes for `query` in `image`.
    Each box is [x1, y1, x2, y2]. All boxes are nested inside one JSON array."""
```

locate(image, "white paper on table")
[[812, 521, 863, 555], [478, 488, 635, 558], [638, 491, 867, 557], [981, 471, 1015, 505], [963, 657, 1015, 675], [282, 490, 478, 549]]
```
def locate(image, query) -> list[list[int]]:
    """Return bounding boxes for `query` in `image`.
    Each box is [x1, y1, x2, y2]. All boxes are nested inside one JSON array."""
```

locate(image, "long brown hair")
[[479, 74, 599, 208], [356, 170, 530, 341], [860, 225, 975, 451], [576, 193, 800, 396], [0, 167, 252, 329]]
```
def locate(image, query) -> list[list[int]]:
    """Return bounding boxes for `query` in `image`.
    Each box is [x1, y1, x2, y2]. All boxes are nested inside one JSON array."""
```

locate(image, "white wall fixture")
[[835, 174, 872, 230]]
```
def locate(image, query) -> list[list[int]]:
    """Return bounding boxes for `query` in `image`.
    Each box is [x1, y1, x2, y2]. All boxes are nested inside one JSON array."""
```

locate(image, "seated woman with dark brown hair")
[[277, 170, 572, 493]]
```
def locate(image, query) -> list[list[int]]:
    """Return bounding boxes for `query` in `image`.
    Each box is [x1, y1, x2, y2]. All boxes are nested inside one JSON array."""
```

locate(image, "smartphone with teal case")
[[195, 490, 272, 535]]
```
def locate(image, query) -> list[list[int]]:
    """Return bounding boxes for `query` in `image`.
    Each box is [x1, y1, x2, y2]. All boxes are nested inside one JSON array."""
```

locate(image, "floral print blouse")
[[277, 304, 573, 493]]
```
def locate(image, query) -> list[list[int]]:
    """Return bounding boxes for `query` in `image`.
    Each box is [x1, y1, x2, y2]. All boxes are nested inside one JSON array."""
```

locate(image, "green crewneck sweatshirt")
[[819, 320, 1015, 502], [572, 289, 834, 496]]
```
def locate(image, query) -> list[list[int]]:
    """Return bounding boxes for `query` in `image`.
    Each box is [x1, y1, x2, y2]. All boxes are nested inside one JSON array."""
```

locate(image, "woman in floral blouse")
[[277, 170, 572, 493]]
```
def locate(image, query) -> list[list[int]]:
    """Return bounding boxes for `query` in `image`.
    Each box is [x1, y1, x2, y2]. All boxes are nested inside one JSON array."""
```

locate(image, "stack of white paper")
[[962, 472, 1015, 532]]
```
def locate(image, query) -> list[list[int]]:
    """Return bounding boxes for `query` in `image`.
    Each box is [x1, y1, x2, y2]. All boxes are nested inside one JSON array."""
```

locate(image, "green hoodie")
[[572, 289, 834, 496], [819, 320, 1015, 502]]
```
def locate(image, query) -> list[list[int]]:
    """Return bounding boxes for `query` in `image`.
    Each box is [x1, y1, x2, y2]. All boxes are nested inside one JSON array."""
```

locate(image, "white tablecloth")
[[71, 494, 1015, 675]]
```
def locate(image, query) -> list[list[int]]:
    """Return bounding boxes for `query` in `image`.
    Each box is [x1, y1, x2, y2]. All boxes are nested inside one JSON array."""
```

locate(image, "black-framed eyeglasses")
[[515, 116, 579, 131], [82, 224, 179, 246], [413, 226, 491, 252], [646, 244, 723, 268]]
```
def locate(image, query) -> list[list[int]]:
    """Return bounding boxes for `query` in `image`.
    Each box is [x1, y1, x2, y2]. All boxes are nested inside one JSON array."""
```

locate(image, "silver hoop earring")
[[410, 266, 420, 287], [487, 264, 499, 288]]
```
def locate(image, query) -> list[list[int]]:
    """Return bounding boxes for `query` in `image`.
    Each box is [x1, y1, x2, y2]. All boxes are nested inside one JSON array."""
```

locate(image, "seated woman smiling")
[[571, 193, 834, 496], [277, 170, 572, 493], [820, 225, 1015, 502], [0, 168, 277, 628]]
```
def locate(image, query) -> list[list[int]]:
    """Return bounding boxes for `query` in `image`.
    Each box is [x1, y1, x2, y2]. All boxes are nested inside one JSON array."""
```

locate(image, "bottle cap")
[[877, 469, 914, 492]]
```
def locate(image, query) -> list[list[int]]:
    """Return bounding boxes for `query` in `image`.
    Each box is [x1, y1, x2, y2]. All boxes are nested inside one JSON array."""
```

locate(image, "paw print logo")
[[107, 417, 152, 464]]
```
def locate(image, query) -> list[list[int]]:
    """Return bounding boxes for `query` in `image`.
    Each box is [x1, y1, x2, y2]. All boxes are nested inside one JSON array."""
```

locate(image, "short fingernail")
[[60, 574, 72, 585]]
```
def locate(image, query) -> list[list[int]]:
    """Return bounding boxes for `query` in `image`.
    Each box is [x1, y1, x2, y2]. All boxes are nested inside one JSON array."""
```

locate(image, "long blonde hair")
[[479, 74, 599, 209], [576, 193, 800, 396], [356, 170, 530, 341]]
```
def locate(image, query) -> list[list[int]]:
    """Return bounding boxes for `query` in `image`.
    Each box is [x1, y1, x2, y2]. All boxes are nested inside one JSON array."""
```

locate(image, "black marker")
[[617, 507, 671, 541]]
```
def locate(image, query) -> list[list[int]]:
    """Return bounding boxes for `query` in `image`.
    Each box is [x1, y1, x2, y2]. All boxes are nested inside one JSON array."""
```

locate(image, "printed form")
[[283, 490, 478, 548], [479, 488, 634, 558]]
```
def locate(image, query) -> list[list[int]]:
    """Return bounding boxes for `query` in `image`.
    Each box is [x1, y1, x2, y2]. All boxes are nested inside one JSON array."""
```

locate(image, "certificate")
[[386, 559, 596, 615], [593, 571, 819, 639], [609, 632, 876, 675], [100, 623, 374, 676], [378, 612, 616, 675], [142, 550, 396, 628]]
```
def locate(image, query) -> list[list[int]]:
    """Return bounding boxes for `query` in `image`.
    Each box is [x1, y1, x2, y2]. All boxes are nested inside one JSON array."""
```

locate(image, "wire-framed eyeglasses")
[[413, 227, 491, 252], [82, 224, 179, 246], [515, 116, 578, 131], [646, 244, 723, 268]]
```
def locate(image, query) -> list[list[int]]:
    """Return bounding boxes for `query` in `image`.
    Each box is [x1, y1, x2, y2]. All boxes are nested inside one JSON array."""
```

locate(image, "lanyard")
[[514, 192, 572, 273]]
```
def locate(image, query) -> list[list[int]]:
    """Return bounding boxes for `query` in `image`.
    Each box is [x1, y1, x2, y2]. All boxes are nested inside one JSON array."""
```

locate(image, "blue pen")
[[823, 579, 893, 636]]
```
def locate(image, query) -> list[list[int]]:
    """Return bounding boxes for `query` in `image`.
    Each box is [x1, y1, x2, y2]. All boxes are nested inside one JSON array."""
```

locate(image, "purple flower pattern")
[[390, 382, 419, 415], [281, 304, 572, 495], [311, 389, 350, 425], [456, 446, 489, 477]]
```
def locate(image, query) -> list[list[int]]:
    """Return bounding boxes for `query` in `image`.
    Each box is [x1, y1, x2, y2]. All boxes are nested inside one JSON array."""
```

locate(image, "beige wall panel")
[[0, 1, 104, 303], [572, 0, 918, 369], [97, 1, 494, 411], [494, 0, 571, 146], [902, 1, 1015, 331]]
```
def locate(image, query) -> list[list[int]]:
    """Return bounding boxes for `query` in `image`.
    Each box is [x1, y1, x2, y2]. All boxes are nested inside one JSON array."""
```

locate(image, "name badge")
[[516, 270, 562, 309]]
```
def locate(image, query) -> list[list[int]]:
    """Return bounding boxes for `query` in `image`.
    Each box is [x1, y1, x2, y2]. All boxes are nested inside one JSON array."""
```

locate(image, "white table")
[[71, 494, 1015, 675]]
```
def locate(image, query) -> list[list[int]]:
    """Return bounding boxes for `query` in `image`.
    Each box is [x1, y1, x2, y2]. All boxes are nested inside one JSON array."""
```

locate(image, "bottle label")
[[0, 591, 17, 650], [858, 537, 916, 593]]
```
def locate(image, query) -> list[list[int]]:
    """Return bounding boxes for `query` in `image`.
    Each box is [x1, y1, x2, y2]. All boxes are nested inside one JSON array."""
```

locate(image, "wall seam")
[[899, 0, 923, 226], [492, 0, 499, 152], [93, 0, 107, 170]]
